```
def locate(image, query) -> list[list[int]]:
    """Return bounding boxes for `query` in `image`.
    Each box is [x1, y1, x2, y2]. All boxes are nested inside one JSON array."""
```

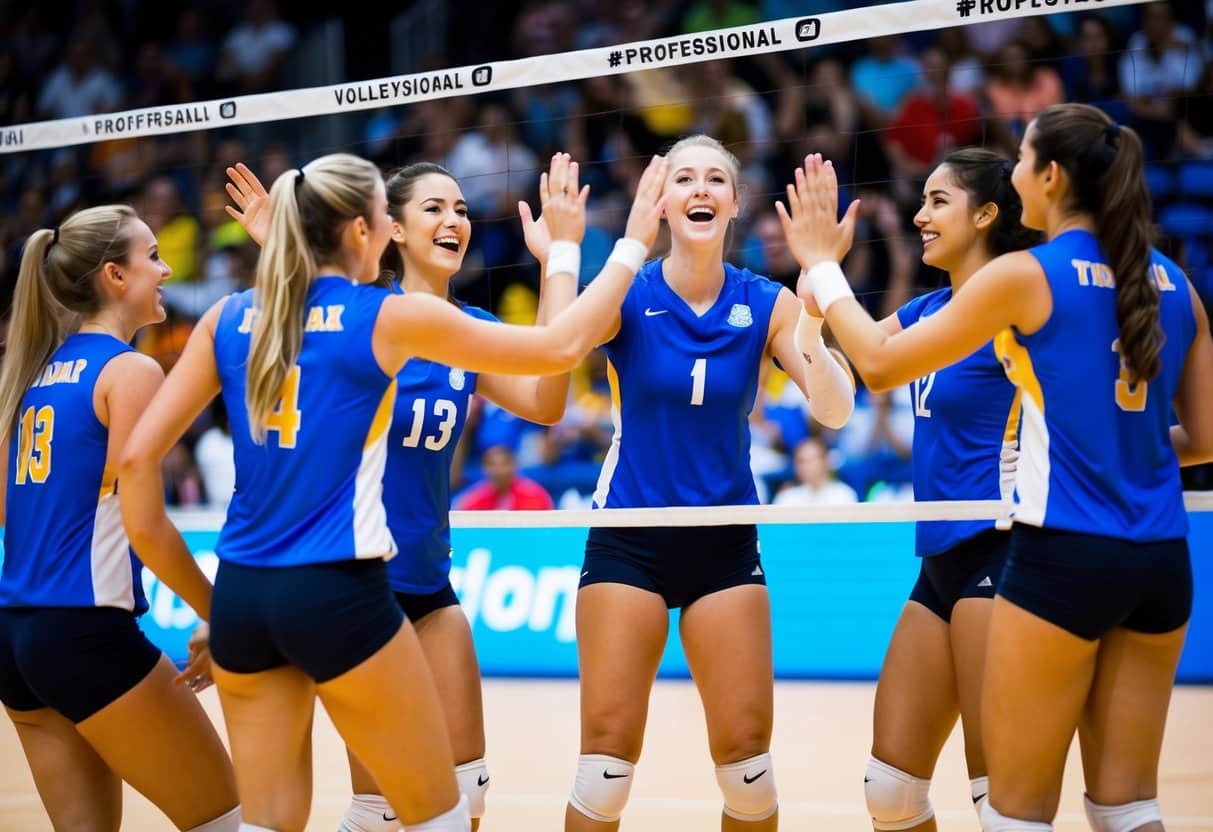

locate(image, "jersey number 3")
[[15, 405, 54, 485], [1111, 339, 1147, 412]]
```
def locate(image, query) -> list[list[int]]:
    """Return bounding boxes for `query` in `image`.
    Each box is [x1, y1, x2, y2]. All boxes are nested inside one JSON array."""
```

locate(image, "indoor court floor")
[[1, 679, 1209, 831]]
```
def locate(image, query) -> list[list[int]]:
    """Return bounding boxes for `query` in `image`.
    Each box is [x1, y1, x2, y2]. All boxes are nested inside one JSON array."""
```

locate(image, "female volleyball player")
[[853, 149, 1039, 832], [788, 104, 1213, 831], [119, 151, 668, 831], [564, 135, 855, 832], [224, 157, 579, 832], [0, 206, 240, 830]]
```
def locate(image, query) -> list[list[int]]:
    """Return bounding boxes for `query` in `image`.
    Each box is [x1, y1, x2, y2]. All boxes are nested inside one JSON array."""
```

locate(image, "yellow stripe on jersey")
[[607, 359, 622, 412], [363, 382, 397, 451], [1002, 388, 1023, 443], [994, 329, 1044, 414]]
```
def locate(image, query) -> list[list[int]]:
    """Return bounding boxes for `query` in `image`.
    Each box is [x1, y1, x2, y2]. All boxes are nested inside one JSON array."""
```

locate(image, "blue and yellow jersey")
[[1, 334, 147, 612], [898, 289, 1021, 556], [594, 260, 781, 509], [384, 301, 496, 595], [213, 276, 398, 567], [997, 230, 1195, 541]]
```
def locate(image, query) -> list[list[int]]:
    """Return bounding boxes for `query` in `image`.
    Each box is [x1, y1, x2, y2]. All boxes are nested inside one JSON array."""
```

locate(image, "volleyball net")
[[1, 0, 1211, 679]]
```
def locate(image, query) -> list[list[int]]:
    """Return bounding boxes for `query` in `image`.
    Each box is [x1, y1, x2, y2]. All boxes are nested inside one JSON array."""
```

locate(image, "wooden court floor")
[[1, 680, 1210, 831]]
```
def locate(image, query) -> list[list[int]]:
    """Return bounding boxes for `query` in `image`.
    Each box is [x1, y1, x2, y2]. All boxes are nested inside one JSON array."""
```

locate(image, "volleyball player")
[[0, 206, 240, 830], [224, 157, 579, 831], [789, 105, 1213, 831], [841, 149, 1039, 832], [564, 135, 855, 832], [118, 151, 667, 831]]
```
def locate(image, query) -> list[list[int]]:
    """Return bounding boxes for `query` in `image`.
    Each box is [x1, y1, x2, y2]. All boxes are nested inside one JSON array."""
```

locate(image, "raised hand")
[[776, 153, 860, 273], [518, 187, 553, 264], [540, 153, 589, 245], [225, 162, 271, 247], [623, 155, 668, 250]]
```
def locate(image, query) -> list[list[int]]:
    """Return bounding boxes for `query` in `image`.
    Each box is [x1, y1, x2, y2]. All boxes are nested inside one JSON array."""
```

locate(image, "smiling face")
[[393, 172, 470, 279], [111, 219, 172, 326], [914, 164, 986, 272], [664, 143, 740, 250], [1012, 122, 1053, 231]]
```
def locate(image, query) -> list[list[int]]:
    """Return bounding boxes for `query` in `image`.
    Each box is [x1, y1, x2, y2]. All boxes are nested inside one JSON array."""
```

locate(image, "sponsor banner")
[[1, 0, 1146, 153], [5, 510, 1205, 681]]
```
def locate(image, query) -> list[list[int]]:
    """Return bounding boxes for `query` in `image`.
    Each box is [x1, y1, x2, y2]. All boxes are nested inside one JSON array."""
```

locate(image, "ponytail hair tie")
[[1104, 122, 1121, 145], [51, 226, 59, 244]]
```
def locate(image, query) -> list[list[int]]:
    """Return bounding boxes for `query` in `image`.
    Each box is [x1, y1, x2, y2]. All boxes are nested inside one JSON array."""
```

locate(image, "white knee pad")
[[971, 776, 990, 819], [406, 794, 470, 831], [339, 793, 398, 832], [238, 825, 277, 832], [715, 753, 778, 822], [980, 799, 1054, 831], [455, 758, 490, 819], [864, 758, 932, 831], [569, 754, 635, 823], [1084, 795, 1162, 832], [187, 806, 241, 832]]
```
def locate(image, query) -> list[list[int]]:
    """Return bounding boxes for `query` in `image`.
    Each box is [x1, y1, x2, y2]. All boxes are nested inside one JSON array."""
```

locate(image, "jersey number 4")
[[14, 405, 54, 485], [265, 366, 302, 448]]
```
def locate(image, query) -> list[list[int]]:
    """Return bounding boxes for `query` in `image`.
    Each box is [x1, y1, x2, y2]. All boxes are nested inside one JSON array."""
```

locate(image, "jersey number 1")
[[14, 405, 54, 485], [265, 366, 302, 448], [690, 358, 707, 406]]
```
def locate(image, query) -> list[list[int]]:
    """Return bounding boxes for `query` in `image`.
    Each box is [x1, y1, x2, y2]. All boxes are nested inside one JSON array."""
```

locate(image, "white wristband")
[[607, 238, 648, 274], [805, 262, 854, 313], [546, 240, 581, 279]]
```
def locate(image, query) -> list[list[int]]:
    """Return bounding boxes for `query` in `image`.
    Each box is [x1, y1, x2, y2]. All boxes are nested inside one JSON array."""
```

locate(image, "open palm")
[[225, 162, 271, 246]]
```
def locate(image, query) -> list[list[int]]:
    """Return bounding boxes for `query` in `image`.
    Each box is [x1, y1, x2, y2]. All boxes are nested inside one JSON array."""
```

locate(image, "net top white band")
[[166, 492, 1213, 531], [0, 0, 1150, 154]]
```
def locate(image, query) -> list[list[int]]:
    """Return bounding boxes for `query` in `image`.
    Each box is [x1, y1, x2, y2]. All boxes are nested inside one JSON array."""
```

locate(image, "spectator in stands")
[[851, 36, 921, 127], [457, 445, 555, 511], [37, 36, 122, 120], [985, 39, 1065, 136], [1119, 1, 1204, 157], [934, 28, 985, 94], [162, 442, 203, 507], [216, 0, 297, 94], [680, 0, 761, 34], [138, 176, 201, 284], [1061, 16, 1124, 108], [773, 438, 858, 506], [837, 389, 914, 499], [745, 211, 801, 290], [1178, 62, 1213, 158], [885, 47, 982, 181], [195, 400, 235, 510], [166, 8, 218, 94]]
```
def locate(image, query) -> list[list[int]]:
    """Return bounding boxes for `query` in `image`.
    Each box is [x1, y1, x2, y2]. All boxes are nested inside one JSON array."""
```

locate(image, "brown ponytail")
[[1030, 103, 1159, 383]]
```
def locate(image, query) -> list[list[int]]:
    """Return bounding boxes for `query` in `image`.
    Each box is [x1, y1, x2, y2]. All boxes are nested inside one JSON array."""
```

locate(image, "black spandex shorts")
[[908, 529, 1010, 621], [0, 606, 161, 723], [395, 582, 461, 623], [581, 524, 765, 609], [210, 558, 403, 683], [999, 525, 1192, 641]]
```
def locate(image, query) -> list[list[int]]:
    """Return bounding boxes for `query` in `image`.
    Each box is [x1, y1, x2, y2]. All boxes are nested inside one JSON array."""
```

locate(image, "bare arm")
[[768, 289, 855, 429], [1172, 281, 1213, 466], [119, 300, 226, 620]]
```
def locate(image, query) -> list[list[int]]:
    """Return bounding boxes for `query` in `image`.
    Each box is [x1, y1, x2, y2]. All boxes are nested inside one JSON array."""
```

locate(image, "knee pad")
[[864, 757, 933, 831], [339, 793, 397, 832], [971, 776, 990, 819], [980, 800, 1054, 831], [407, 793, 470, 831], [238, 825, 278, 832], [1084, 795, 1162, 832], [569, 754, 635, 823], [187, 806, 241, 832], [715, 753, 778, 822], [455, 758, 490, 819]]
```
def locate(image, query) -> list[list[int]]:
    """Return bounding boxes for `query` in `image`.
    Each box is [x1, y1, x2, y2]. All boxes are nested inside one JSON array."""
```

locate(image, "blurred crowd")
[[2, 0, 1211, 508]]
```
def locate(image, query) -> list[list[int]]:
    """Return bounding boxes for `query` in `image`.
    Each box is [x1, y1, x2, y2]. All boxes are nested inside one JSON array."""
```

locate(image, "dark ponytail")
[[941, 147, 1042, 256], [1030, 103, 1159, 383]]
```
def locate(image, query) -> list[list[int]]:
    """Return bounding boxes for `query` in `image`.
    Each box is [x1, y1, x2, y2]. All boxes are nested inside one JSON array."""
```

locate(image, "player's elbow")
[[811, 401, 853, 431]]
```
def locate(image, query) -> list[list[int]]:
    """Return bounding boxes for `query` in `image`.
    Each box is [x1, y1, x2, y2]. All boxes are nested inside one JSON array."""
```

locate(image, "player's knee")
[[1084, 795, 1162, 832], [864, 757, 933, 830], [408, 794, 470, 831], [569, 754, 635, 823], [971, 776, 990, 819], [715, 753, 778, 822], [455, 758, 490, 819], [338, 793, 396, 832], [980, 800, 1054, 831]]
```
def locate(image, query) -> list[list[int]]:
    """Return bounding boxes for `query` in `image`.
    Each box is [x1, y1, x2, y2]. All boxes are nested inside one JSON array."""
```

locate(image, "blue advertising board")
[[26, 512, 1205, 682]]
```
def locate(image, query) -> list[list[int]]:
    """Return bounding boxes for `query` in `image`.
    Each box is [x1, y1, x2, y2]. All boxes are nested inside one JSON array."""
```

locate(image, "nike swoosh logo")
[[644, 308, 668, 316], [383, 811, 398, 821], [972, 792, 987, 805], [478, 774, 490, 787], [602, 771, 630, 779], [864, 777, 872, 783], [743, 770, 767, 784]]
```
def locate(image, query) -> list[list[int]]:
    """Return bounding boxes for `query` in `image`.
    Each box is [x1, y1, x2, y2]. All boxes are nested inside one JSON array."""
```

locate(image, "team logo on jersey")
[[727, 304, 753, 328], [449, 368, 467, 391]]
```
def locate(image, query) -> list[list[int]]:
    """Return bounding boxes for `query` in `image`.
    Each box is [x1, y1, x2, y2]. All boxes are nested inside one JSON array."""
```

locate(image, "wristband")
[[805, 262, 854, 313], [607, 238, 648, 274], [546, 240, 581, 279]]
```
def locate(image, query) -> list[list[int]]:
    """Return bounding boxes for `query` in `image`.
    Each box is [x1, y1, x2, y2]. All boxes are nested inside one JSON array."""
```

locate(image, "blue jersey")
[[996, 230, 1195, 540], [1, 334, 147, 612], [899, 289, 1021, 557], [214, 277, 398, 567], [594, 260, 781, 509], [384, 302, 496, 594]]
